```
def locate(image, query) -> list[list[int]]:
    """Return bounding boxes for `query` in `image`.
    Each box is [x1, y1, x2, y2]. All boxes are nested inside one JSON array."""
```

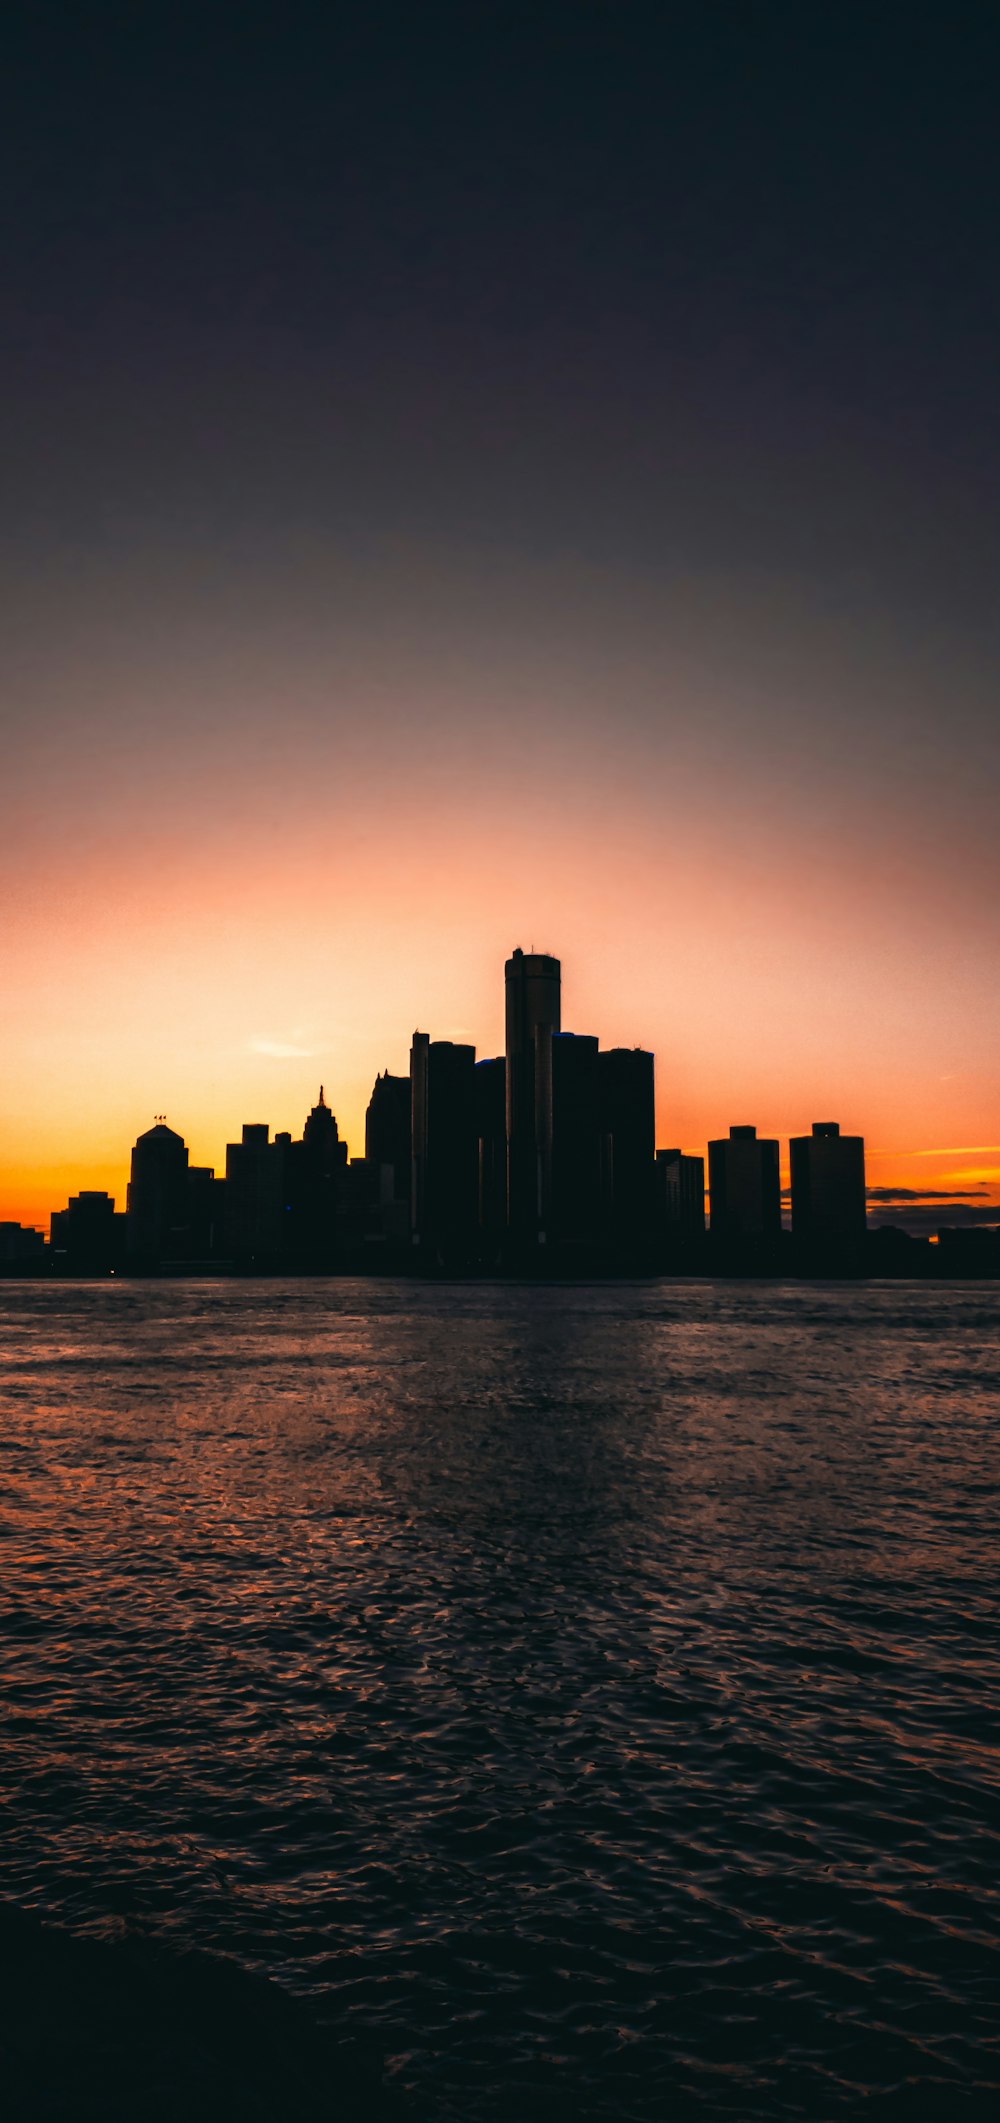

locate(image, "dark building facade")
[[187, 1167, 225, 1260], [789, 1122, 866, 1248], [708, 1125, 781, 1242], [936, 1225, 1000, 1274], [505, 947, 561, 1242], [225, 1124, 286, 1261], [411, 1033, 478, 1259], [126, 1122, 191, 1262], [365, 1071, 411, 1242], [50, 1190, 125, 1271], [293, 1088, 348, 1262], [224, 1094, 353, 1265], [550, 1032, 601, 1246], [655, 1150, 706, 1244], [599, 1047, 656, 1244], [365, 1073, 411, 1199], [341, 1156, 376, 1248], [475, 1056, 507, 1247], [0, 1221, 46, 1265]]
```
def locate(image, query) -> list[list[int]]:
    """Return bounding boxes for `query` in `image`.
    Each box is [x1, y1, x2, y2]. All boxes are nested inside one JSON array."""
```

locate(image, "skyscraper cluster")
[[20, 946, 877, 1275]]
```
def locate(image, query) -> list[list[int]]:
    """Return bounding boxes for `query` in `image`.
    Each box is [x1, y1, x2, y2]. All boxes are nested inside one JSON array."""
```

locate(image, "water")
[[1, 1278, 999, 2117]]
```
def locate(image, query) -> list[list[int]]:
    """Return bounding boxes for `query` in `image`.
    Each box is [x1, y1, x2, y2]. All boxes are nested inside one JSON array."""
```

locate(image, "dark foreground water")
[[1, 1279, 999, 2117]]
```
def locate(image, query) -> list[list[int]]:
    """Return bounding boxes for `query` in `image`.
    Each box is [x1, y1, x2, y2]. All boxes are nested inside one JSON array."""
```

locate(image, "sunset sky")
[[2, 7, 998, 1234]]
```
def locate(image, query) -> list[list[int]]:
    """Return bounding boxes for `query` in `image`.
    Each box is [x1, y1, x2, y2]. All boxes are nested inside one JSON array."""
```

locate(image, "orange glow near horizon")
[[3, 754, 998, 1232], [3, 604, 998, 1235]]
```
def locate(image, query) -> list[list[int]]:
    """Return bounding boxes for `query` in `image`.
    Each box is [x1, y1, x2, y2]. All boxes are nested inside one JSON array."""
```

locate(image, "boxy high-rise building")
[[708, 1125, 781, 1242], [50, 1191, 125, 1272], [505, 947, 561, 1242], [599, 1047, 656, 1244], [655, 1150, 706, 1244], [225, 1123, 285, 1260], [292, 1088, 348, 1262], [475, 1056, 507, 1245], [365, 1072, 411, 1202], [126, 1121, 191, 1261], [790, 1122, 866, 1248], [550, 1031, 601, 1246], [411, 1033, 478, 1258], [365, 1071, 412, 1239]]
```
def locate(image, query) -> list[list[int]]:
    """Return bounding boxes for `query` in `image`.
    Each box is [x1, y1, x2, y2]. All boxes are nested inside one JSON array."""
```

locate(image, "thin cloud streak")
[[909, 1145, 1000, 1157], [250, 1038, 315, 1060], [867, 1186, 990, 1202]]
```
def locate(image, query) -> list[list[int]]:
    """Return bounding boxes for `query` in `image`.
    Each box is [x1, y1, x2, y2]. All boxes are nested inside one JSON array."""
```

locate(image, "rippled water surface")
[[2, 1278, 999, 2116]]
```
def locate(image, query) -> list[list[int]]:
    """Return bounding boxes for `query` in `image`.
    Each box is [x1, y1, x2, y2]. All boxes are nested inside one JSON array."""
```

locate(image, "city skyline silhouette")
[[2, 943, 996, 1276]]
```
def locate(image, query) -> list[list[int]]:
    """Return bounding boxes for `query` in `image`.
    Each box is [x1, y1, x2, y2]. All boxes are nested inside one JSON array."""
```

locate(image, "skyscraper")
[[365, 1072, 411, 1201], [365, 1071, 412, 1239], [225, 1123, 284, 1260], [505, 947, 561, 1242], [708, 1126, 781, 1243], [411, 1034, 478, 1259], [294, 1087, 348, 1261], [655, 1150, 706, 1245], [475, 1056, 507, 1248], [126, 1121, 190, 1262], [550, 1031, 601, 1246], [599, 1047, 656, 1246], [790, 1122, 866, 1249]]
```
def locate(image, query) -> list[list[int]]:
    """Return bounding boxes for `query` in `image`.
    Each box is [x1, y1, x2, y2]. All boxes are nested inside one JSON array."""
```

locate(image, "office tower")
[[126, 1121, 191, 1261], [790, 1122, 866, 1248], [655, 1150, 706, 1243], [550, 1032, 601, 1246], [708, 1125, 781, 1242], [341, 1155, 377, 1249], [187, 1167, 225, 1260], [294, 1087, 348, 1261], [49, 1191, 125, 1272], [411, 1033, 478, 1258], [410, 1032, 430, 1242], [475, 1057, 507, 1245], [365, 1071, 411, 1237], [599, 1047, 656, 1245], [225, 1124, 285, 1260], [366, 1072, 411, 1195], [505, 947, 561, 1240]]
